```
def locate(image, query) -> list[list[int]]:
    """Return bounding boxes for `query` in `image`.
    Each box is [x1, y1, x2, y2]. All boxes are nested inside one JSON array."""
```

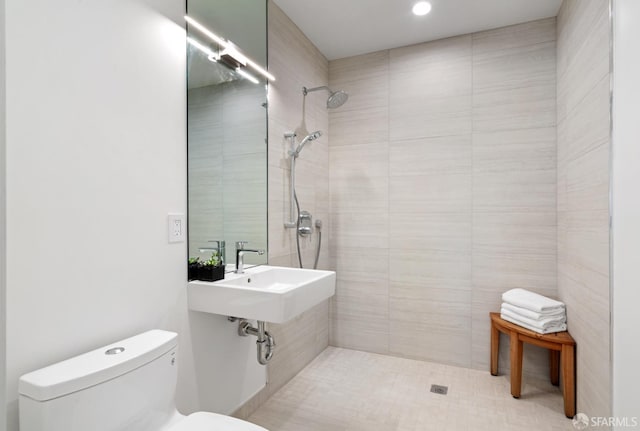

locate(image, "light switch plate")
[[168, 213, 186, 243]]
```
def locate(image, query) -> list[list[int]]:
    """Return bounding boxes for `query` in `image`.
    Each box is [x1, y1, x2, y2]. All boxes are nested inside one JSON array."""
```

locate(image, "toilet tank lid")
[[19, 330, 178, 402]]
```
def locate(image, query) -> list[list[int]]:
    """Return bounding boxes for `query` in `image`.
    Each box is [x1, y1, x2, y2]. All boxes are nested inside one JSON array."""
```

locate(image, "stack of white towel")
[[501, 288, 566, 334]]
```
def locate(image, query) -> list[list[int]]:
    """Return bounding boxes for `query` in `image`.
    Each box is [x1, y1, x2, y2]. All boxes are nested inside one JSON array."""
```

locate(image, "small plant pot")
[[188, 264, 200, 281], [196, 264, 225, 282]]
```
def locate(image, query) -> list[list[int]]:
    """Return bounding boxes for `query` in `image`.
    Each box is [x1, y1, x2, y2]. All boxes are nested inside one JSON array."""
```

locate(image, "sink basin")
[[187, 265, 336, 323]]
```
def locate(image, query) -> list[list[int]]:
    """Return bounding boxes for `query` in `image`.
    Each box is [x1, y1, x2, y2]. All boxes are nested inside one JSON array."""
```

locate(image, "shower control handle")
[[298, 211, 313, 237]]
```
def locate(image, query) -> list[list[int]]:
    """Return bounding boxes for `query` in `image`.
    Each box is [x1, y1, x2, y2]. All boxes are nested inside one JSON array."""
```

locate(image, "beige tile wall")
[[557, 0, 611, 420], [234, 1, 331, 419], [471, 19, 558, 376], [329, 50, 391, 354], [329, 18, 558, 378]]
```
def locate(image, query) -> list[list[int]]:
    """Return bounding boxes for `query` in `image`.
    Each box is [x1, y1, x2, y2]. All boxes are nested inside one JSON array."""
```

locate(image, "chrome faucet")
[[235, 241, 265, 274]]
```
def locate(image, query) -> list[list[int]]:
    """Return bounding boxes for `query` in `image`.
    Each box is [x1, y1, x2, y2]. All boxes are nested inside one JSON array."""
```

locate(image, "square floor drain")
[[430, 384, 448, 395]]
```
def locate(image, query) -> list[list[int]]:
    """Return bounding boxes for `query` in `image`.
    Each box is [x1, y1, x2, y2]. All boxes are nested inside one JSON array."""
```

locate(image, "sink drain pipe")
[[238, 320, 275, 365]]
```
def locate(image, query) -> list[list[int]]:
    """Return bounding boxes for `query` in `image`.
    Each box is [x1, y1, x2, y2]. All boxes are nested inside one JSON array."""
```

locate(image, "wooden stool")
[[489, 312, 576, 418]]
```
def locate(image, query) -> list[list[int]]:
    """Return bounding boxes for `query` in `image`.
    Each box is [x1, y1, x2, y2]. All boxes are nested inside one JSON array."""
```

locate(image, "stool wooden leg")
[[491, 322, 500, 376], [510, 331, 523, 398], [549, 349, 560, 386], [561, 344, 576, 418]]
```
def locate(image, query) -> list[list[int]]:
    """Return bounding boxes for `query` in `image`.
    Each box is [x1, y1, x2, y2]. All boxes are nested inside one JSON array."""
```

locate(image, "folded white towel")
[[502, 288, 565, 313], [501, 307, 566, 330], [502, 302, 565, 321], [501, 313, 567, 334]]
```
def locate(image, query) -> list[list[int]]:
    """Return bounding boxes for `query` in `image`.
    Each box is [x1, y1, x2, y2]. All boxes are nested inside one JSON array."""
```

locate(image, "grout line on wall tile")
[[470, 32, 475, 367], [386, 48, 391, 354]]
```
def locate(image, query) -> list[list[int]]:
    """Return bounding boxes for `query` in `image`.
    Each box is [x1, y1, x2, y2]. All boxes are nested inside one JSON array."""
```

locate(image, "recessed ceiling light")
[[412, 1, 432, 16]]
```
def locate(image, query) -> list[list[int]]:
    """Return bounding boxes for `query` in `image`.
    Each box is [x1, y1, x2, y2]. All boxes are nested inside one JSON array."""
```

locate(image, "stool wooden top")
[[490, 312, 575, 345]]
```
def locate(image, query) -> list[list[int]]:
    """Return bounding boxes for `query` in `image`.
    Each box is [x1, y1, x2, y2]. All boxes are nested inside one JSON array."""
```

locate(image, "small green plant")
[[203, 251, 221, 267], [188, 252, 224, 282]]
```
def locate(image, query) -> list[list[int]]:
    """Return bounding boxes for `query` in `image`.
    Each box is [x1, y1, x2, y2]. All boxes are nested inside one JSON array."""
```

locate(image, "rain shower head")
[[327, 90, 349, 109], [303, 86, 349, 109]]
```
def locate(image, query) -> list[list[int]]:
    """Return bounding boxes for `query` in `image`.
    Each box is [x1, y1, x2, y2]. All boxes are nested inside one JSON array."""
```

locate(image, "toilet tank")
[[19, 330, 181, 431]]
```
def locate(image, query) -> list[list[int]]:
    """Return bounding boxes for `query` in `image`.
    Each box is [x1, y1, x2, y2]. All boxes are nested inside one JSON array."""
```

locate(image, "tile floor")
[[248, 347, 575, 431]]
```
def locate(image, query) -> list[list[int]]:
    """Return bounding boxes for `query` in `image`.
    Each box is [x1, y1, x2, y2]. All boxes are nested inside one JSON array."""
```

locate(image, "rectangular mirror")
[[187, 0, 269, 270]]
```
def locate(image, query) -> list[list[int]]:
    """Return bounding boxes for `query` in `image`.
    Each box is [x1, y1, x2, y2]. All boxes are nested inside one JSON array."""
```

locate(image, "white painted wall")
[[612, 0, 640, 423], [4, 0, 191, 429]]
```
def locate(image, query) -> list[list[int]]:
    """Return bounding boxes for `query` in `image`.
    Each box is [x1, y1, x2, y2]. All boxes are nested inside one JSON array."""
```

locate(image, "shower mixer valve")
[[298, 211, 313, 236]]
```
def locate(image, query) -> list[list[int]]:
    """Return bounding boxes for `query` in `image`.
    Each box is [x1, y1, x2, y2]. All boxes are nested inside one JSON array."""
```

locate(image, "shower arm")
[[303, 86, 330, 96]]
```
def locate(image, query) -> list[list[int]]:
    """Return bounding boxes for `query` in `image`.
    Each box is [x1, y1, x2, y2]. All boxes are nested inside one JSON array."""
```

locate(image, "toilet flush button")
[[105, 347, 125, 355]]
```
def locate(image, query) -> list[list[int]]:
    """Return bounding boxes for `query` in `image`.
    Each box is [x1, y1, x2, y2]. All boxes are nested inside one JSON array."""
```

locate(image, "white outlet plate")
[[168, 213, 186, 243]]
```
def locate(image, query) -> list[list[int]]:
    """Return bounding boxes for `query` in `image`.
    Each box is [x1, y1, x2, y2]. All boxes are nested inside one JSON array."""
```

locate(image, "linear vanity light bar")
[[235, 68, 260, 84], [186, 37, 219, 62], [184, 15, 275, 82], [243, 57, 275, 82], [185, 16, 228, 47]]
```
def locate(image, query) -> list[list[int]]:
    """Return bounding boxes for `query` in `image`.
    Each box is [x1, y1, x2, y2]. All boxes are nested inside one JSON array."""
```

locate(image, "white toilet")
[[18, 330, 268, 431]]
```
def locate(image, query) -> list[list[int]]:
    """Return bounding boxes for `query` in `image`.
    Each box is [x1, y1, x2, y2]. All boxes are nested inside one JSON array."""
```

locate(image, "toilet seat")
[[168, 412, 268, 431]]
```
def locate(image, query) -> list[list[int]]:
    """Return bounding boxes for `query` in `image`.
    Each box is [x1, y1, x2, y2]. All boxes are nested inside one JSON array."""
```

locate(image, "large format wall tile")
[[330, 247, 390, 354], [557, 0, 611, 420], [389, 249, 471, 290], [389, 173, 471, 214], [473, 20, 556, 133], [557, 1, 610, 122], [389, 36, 472, 140], [389, 283, 472, 367], [389, 212, 470, 252], [470, 20, 557, 378], [473, 18, 556, 54], [388, 247, 471, 365], [472, 128, 556, 174], [329, 51, 389, 147], [329, 18, 558, 379], [471, 210, 557, 377], [557, 77, 610, 163], [331, 289, 390, 354], [328, 50, 391, 356], [390, 135, 472, 176], [330, 142, 389, 179], [331, 175, 389, 213]]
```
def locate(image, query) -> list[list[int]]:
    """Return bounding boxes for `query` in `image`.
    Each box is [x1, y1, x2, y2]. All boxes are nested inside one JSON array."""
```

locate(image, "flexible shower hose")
[[294, 191, 321, 269], [313, 229, 322, 269], [294, 192, 304, 268]]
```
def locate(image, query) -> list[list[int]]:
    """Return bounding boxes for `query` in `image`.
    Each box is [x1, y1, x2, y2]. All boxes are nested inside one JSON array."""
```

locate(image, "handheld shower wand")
[[283, 130, 325, 269], [289, 130, 322, 158], [285, 130, 321, 229]]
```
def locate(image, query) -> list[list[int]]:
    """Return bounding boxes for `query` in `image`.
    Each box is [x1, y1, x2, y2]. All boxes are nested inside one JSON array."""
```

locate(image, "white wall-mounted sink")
[[187, 265, 336, 323]]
